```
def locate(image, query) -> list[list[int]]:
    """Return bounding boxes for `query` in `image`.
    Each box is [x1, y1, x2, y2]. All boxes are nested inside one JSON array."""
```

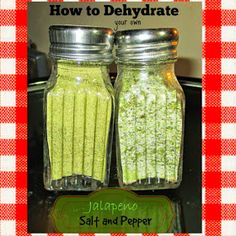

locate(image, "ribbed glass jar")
[[44, 26, 114, 191], [115, 29, 185, 190]]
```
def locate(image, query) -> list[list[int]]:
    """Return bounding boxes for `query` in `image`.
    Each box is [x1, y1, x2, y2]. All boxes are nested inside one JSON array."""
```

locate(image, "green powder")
[[46, 61, 113, 182], [116, 66, 184, 185]]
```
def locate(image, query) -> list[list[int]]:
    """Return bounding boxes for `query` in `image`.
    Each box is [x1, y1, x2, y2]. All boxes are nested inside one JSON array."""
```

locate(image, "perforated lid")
[[115, 28, 179, 63], [49, 25, 114, 63]]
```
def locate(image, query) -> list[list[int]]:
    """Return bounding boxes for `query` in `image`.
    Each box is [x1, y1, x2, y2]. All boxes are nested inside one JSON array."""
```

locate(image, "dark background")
[[28, 75, 202, 233]]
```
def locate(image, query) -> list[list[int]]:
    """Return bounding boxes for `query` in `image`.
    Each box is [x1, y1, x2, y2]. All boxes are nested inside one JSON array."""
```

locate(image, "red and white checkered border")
[[1, 0, 236, 235]]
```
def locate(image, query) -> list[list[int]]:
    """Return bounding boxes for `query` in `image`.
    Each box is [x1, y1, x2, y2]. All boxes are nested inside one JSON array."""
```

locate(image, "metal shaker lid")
[[49, 25, 114, 63], [115, 28, 179, 63]]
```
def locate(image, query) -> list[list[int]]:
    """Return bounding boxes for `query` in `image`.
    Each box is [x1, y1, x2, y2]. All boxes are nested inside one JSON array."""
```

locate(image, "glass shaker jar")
[[44, 25, 114, 190], [115, 28, 185, 190]]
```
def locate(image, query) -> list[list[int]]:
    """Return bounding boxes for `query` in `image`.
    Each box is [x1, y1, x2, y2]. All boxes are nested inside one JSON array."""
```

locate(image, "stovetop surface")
[[28, 77, 202, 233]]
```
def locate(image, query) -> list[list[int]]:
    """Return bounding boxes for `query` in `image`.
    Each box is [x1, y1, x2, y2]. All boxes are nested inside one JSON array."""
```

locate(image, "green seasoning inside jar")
[[115, 29, 185, 190], [44, 26, 114, 191]]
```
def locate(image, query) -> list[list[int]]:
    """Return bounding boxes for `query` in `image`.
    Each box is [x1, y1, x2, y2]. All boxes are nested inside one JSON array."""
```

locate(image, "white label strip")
[[202, 155, 205, 172]]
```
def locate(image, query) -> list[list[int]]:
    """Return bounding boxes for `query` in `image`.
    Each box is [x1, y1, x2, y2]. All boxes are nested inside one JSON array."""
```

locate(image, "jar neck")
[[117, 62, 175, 81], [118, 62, 174, 72], [54, 60, 109, 84], [56, 60, 106, 73]]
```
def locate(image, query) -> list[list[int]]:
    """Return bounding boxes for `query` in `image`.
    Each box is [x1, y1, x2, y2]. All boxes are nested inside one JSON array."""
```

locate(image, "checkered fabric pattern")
[[0, 0, 235, 235]]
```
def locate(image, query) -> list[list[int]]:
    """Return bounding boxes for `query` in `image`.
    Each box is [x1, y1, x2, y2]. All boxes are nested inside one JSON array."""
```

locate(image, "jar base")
[[119, 177, 181, 190], [44, 175, 107, 191]]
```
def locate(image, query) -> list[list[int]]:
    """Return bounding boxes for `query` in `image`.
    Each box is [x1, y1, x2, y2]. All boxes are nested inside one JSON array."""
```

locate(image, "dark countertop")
[[28, 77, 202, 233]]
